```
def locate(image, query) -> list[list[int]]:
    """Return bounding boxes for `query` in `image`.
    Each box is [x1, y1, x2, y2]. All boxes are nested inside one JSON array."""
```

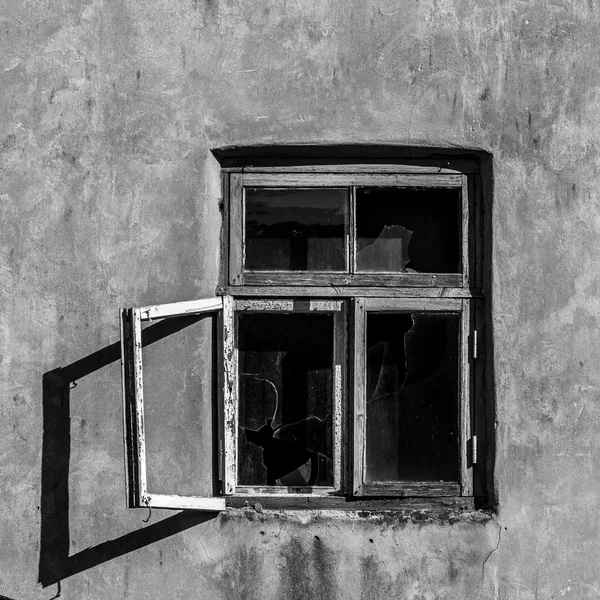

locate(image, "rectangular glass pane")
[[238, 313, 334, 486], [356, 188, 461, 273], [365, 312, 459, 482], [244, 188, 348, 271], [141, 315, 216, 496]]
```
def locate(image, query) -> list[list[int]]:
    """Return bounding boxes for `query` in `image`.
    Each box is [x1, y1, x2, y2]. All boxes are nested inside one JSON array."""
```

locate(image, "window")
[[121, 160, 486, 511]]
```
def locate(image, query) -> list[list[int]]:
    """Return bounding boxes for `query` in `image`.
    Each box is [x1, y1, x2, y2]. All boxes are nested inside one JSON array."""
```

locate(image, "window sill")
[[220, 501, 494, 526], [225, 496, 485, 512]]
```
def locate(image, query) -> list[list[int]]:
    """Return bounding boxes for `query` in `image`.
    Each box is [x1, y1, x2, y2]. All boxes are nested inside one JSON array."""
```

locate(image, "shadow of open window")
[[38, 315, 220, 588]]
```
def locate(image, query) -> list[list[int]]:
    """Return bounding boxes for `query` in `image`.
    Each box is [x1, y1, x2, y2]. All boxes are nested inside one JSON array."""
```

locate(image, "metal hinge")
[[471, 435, 478, 465], [472, 330, 478, 360], [218, 438, 223, 480]]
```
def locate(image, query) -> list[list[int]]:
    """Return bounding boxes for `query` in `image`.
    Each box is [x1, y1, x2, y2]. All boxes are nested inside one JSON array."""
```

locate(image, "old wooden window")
[[120, 298, 226, 511], [121, 160, 486, 511]]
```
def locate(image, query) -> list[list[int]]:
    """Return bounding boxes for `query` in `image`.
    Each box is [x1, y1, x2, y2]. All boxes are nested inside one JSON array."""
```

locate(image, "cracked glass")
[[237, 312, 334, 487], [365, 312, 459, 482], [356, 187, 461, 273]]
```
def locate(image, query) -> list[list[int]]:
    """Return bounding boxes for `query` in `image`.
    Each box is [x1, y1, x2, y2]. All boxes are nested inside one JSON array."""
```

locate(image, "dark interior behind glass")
[[245, 188, 348, 271], [365, 312, 459, 482], [238, 313, 334, 486], [356, 188, 461, 273]]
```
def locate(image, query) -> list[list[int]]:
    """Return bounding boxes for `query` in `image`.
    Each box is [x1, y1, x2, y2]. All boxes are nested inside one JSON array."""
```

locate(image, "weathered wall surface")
[[1, 0, 600, 598]]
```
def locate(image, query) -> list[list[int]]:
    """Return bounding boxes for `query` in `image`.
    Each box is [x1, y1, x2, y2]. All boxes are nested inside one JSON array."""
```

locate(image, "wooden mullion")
[[121, 308, 140, 508], [333, 307, 347, 493], [352, 298, 366, 496], [460, 299, 473, 496], [222, 295, 237, 495], [229, 172, 243, 285], [462, 174, 470, 287], [360, 482, 461, 497], [349, 186, 356, 274], [362, 297, 462, 312], [216, 302, 225, 495], [243, 173, 464, 188], [131, 307, 147, 502], [235, 486, 338, 496], [219, 171, 230, 291], [241, 272, 463, 288], [234, 299, 343, 312], [218, 285, 482, 299]]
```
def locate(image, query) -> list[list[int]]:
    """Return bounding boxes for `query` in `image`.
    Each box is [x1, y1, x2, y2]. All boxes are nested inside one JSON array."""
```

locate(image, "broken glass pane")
[[245, 188, 348, 271], [365, 312, 459, 482], [238, 313, 334, 486], [356, 187, 461, 273]]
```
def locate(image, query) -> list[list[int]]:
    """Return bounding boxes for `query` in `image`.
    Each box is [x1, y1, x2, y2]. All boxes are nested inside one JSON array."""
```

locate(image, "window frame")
[[120, 160, 486, 511], [221, 162, 484, 505], [226, 166, 471, 290], [222, 298, 348, 497], [351, 296, 474, 498]]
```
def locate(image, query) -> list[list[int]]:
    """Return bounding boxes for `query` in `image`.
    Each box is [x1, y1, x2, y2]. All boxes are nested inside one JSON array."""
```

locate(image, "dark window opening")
[[238, 313, 334, 486], [356, 187, 461, 273], [365, 312, 459, 482], [245, 188, 348, 271]]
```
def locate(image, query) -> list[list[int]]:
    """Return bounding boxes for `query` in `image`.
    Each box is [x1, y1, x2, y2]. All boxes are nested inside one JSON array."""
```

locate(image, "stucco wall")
[[2, 0, 600, 598]]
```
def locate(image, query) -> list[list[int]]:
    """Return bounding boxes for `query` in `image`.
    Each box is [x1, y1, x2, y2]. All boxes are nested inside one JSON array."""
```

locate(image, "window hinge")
[[218, 438, 224, 480], [471, 435, 478, 465], [472, 330, 478, 360]]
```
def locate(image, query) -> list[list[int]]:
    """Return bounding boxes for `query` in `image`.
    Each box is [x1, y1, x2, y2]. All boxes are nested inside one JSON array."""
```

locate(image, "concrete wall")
[[2, 0, 600, 598]]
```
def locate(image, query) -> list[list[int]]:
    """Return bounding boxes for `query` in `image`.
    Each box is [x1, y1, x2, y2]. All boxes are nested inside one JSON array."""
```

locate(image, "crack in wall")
[[465, 521, 503, 599]]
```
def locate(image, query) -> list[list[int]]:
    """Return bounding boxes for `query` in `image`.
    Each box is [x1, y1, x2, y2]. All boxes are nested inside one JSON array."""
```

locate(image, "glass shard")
[[356, 187, 461, 273], [238, 313, 334, 486], [365, 312, 459, 482], [245, 188, 348, 271]]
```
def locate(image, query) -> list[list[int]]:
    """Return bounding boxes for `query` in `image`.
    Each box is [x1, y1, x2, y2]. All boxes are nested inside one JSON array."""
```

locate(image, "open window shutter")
[[120, 298, 226, 511]]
